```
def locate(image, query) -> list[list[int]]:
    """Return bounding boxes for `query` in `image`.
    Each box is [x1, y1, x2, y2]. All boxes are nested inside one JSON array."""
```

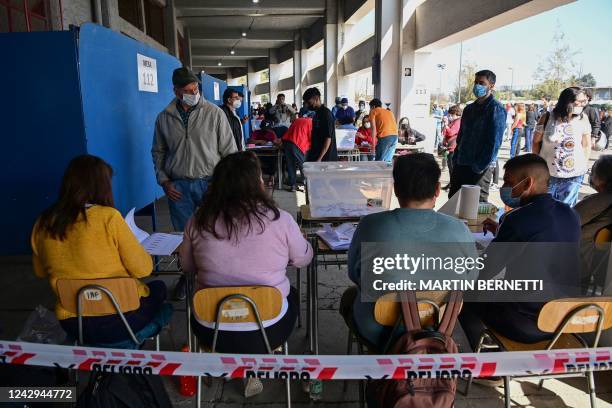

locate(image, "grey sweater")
[[152, 98, 237, 185]]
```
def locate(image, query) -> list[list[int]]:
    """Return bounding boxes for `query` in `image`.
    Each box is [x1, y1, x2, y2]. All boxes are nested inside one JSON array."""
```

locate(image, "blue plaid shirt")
[[453, 95, 507, 174], [176, 100, 197, 129]]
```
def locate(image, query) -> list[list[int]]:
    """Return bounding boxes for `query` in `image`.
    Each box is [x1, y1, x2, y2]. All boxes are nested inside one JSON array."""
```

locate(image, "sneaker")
[[473, 376, 504, 387], [284, 185, 296, 192], [489, 184, 499, 192], [244, 377, 264, 398]]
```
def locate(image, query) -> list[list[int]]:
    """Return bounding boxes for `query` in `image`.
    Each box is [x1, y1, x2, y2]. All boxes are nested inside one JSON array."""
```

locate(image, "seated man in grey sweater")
[[340, 153, 476, 352]]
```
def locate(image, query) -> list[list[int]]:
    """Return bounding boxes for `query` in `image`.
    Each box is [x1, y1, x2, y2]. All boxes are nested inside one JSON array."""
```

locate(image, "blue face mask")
[[500, 178, 528, 208], [473, 84, 488, 98]]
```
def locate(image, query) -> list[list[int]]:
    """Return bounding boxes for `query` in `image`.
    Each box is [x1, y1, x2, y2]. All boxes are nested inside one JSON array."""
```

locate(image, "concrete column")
[[323, 0, 338, 107], [100, 0, 120, 29], [374, 0, 401, 116], [293, 32, 303, 104], [269, 49, 281, 102], [398, 0, 434, 152], [298, 29, 310, 99], [163, 0, 179, 57], [336, 0, 351, 101], [247, 60, 260, 95], [185, 27, 193, 69]]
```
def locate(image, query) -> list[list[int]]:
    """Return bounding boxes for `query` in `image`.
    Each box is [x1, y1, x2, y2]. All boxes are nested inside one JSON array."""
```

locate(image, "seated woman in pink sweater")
[[180, 151, 313, 356]]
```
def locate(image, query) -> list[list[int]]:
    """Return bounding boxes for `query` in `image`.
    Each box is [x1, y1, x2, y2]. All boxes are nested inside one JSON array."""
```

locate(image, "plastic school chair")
[[585, 226, 611, 296], [56, 277, 163, 350], [464, 297, 612, 408], [191, 286, 291, 408], [343, 290, 453, 407]]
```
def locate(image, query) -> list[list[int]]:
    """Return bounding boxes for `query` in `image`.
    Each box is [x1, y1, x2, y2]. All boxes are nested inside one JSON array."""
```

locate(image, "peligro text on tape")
[[1, 341, 611, 380]]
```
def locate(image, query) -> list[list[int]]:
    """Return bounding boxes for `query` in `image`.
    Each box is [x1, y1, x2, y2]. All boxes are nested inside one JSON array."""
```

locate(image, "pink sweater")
[[180, 209, 313, 297]]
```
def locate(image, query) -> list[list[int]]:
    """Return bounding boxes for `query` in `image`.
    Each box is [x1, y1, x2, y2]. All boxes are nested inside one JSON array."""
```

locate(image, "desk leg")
[[277, 151, 283, 189], [296, 268, 302, 328], [313, 253, 319, 355], [185, 270, 193, 352]]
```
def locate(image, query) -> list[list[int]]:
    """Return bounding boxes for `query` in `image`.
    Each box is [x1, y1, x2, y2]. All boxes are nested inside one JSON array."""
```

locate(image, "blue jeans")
[[548, 175, 584, 207], [375, 135, 398, 162], [510, 128, 523, 157], [168, 178, 211, 231], [283, 141, 305, 187], [525, 127, 534, 152]]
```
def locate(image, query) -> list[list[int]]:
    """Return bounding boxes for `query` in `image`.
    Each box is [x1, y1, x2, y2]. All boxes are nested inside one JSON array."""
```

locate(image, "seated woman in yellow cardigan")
[[31, 155, 169, 345]]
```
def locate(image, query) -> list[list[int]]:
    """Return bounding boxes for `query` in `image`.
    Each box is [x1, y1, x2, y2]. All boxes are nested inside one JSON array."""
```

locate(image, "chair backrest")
[[192, 286, 283, 324], [56, 278, 141, 317], [537, 297, 612, 334], [595, 227, 612, 247], [373, 291, 449, 327]]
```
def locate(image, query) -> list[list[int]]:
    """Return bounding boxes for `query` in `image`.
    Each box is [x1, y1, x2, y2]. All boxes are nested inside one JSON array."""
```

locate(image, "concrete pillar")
[[163, 0, 179, 57], [374, 0, 401, 116], [336, 0, 351, 101], [324, 0, 338, 107], [100, 0, 120, 29], [269, 50, 281, 102], [293, 32, 303, 104], [297, 29, 310, 100], [247, 61, 260, 95], [185, 28, 193, 69]]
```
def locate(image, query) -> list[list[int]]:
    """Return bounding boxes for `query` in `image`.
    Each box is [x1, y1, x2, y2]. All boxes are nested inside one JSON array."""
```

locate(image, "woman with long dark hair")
[[31, 155, 169, 345], [180, 151, 312, 394], [533, 87, 592, 206]]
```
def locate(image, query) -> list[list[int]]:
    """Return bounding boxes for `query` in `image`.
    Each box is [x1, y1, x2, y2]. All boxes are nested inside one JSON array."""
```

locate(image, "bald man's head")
[[502, 154, 550, 204]]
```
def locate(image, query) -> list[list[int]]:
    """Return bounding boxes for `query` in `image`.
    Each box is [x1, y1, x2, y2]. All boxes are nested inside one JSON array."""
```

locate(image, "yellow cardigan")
[[31, 205, 153, 320]]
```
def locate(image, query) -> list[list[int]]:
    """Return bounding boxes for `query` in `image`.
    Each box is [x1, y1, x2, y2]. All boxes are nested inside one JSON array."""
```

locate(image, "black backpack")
[[77, 372, 172, 408]]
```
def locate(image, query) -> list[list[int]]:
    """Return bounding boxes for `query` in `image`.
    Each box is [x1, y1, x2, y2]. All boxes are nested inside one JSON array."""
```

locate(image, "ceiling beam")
[[192, 59, 249, 68], [175, 0, 325, 13], [192, 48, 270, 58], [177, 13, 324, 19], [189, 29, 294, 42]]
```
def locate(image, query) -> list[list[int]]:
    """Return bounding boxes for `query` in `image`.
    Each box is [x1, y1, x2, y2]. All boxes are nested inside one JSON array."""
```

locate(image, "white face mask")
[[573, 106, 583, 115], [182, 92, 200, 106], [364, 123, 371, 129], [233, 99, 242, 109]]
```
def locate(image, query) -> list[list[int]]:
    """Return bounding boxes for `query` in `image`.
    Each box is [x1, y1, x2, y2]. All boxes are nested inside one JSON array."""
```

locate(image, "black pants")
[[459, 302, 553, 351], [60, 280, 167, 344], [192, 287, 298, 354], [447, 152, 454, 176], [449, 164, 494, 202], [284, 141, 305, 187]]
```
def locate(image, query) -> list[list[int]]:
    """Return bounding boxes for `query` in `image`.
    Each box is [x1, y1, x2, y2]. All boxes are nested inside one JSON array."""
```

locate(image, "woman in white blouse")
[[533, 87, 592, 206]]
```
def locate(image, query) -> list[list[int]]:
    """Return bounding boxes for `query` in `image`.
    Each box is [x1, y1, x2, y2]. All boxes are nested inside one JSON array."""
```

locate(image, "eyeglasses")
[[574, 99, 588, 106]]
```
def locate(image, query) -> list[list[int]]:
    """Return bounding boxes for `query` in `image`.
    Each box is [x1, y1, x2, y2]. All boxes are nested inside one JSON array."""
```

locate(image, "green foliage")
[[452, 62, 477, 104], [575, 73, 596, 87]]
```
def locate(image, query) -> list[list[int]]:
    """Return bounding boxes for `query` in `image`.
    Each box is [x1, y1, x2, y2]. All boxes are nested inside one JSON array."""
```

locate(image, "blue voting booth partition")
[[0, 24, 181, 254]]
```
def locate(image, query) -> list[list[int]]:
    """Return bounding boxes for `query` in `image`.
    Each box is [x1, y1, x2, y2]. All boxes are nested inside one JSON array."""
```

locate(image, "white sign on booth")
[[137, 54, 158, 93]]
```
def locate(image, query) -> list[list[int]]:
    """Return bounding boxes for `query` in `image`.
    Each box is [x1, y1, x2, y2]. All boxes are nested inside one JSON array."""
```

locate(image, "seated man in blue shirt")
[[460, 154, 581, 355], [450, 69, 506, 202], [335, 97, 356, 125], [340, 153, 476, 352]]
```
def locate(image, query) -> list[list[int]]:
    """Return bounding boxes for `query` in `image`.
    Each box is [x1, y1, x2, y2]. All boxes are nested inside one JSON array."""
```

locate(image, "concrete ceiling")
[[175, 0, 326, 70]]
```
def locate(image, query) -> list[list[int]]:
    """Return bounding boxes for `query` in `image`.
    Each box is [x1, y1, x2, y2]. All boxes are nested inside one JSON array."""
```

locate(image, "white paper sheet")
[[472, 232, 494, 249], [438, 192, 460, 216], [317, 223, 356, 250], [125, 208, 183, 255]]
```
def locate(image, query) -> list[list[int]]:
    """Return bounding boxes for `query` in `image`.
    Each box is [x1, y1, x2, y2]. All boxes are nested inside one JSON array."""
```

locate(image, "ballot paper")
[[125, 208, 183, 256], [472, 232, 494, 251], [316, 223, 357, 250]]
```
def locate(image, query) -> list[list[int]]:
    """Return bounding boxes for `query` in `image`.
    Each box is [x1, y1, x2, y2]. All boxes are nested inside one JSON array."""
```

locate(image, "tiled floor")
[[1, 142, 610, 407]]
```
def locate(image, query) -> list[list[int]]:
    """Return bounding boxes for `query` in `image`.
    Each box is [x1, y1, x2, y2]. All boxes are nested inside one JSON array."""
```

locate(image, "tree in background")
[[575, 73, 596, 87], [452, 62, 476, 104], [532, 24, 580, 100]]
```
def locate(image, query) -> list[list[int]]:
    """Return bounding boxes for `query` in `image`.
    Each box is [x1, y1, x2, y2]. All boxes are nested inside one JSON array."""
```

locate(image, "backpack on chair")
[[369, 291, 463, 408]]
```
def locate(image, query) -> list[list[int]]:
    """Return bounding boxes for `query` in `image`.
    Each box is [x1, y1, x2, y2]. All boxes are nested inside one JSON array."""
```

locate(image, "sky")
[[424, 0, 612, 94]]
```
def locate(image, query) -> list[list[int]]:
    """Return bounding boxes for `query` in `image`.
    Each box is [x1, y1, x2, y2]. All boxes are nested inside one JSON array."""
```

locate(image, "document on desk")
[[472, 232, 494, 250], [316, 223, 356, 251], [125, 208, 183, 256]]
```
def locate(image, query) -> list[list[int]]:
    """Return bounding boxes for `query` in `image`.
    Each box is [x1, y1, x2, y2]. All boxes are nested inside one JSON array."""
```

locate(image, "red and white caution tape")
[[1, 341, 611, 380]]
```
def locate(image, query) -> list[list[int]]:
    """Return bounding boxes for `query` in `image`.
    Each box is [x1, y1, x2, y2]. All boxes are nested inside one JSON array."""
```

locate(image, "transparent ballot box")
[[303, 162, 393, 218]]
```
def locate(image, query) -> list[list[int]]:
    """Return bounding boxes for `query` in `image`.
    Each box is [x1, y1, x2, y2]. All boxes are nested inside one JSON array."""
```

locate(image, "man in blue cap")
[[335, 97, 356, 125]]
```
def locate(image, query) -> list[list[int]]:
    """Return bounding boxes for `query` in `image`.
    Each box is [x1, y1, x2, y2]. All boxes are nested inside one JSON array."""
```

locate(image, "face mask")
[[359, 105, 365, 110], [342, 105, 348, 110], [573, 106, 583, 115], [233, 99, 242, 109], [473, 84, 488, 98], [182, 92, 200, 106], [500, 178, 528, 208], [364, 123, 371, 129]]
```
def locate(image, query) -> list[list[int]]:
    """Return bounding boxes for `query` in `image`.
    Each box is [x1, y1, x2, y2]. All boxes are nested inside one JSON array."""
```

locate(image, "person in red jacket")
[[441, 105, 462, 190], [282, 112, 313, 192], [355, 115, 374, 161]]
